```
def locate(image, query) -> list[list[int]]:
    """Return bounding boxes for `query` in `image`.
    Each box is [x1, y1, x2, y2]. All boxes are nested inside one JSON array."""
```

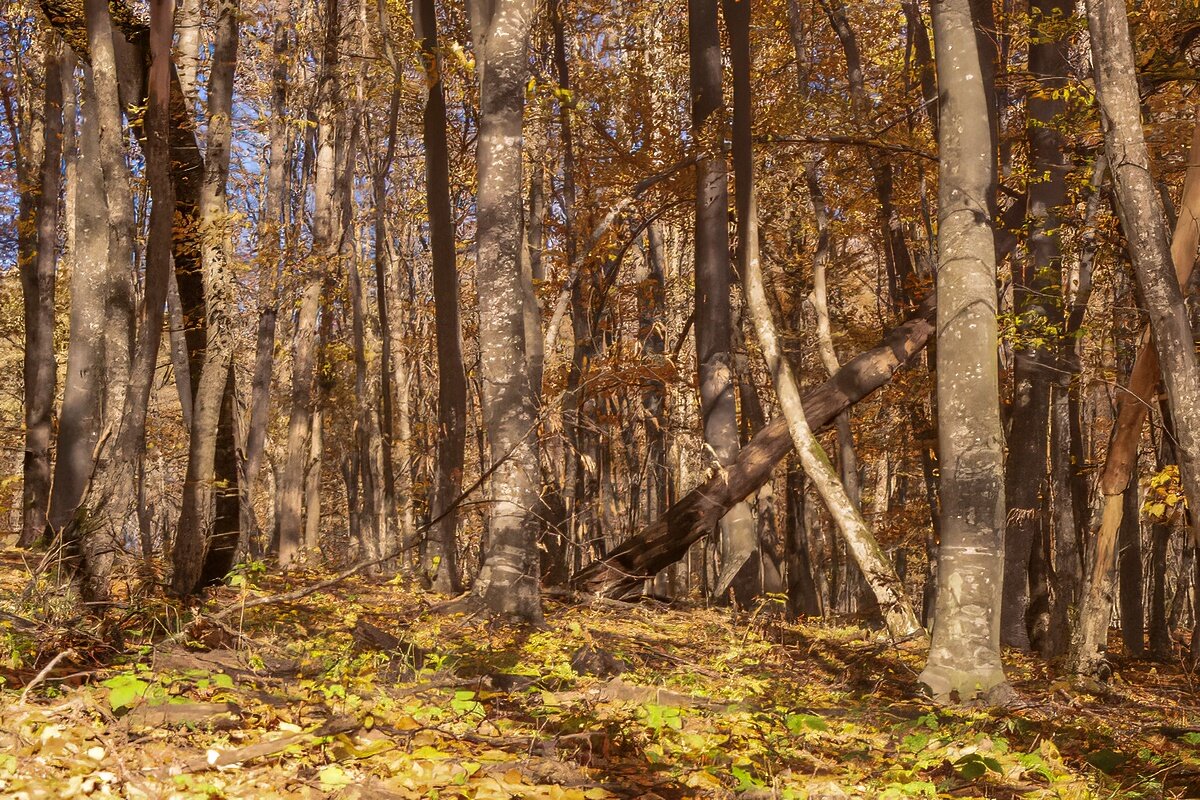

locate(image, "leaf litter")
[[1, 550, 1198, 798]]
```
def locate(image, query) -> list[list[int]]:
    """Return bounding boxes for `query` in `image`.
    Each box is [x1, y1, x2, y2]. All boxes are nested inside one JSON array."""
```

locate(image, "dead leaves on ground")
[[0, 559, 1197, 798]]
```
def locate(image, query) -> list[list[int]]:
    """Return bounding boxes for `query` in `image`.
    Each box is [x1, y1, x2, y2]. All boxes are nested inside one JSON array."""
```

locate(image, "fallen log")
[[570, 294, 937, 598]]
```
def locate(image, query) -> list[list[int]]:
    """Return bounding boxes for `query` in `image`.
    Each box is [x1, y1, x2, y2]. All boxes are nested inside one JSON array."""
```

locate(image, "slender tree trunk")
[[1118, 480, 1144, 655], [172, 0, 242, 596], [242, 0, 290, 556], [18, 46, 63, 548], [277, 0, 339, 566], [465, 0, 543, 620], [729, 0, 920, 638], [919, 0, 1010, 704], [416, 0, 466, 593], [690, 0, 759, 605]]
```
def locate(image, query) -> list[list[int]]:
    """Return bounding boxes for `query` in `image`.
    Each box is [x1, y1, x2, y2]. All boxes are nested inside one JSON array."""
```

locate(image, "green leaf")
[[102, 673, 150, 711], [785, 712, 829, 734]]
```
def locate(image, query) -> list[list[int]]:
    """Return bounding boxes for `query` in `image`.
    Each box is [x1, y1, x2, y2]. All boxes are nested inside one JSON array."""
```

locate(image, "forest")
[[4, 0, 1200, 794]]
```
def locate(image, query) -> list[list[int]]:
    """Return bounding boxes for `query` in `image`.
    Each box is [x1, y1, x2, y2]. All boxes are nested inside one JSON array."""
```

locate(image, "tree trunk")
[[1118, 480, 1144, 655], [416, 0, 466, 593], [18, 46, 63, 548], [573, 295, 937, 598], [276, 0, 339, 567], [919, 0, 1010, 704], [67, 0, 176, 604], [690, 0, 759, 605], [242, 0, 290, 556], [1070, 2, 1200, 671], [172, 0, 242, 596], [49, 67, 106, 537], [1000, 0, 1072, 650], [465, 0, 543, 620]]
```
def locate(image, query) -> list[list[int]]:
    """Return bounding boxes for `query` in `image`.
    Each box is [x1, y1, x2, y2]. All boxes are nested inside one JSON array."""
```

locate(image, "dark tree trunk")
[[173, 0, 242, 596], [1000, 0, 1072, 650], [242, 0, 290, 556], [690, 0, 759, 605], [416, 0, 467, 593], [18, 47, 63, 548], [1118, 481, 1144, 656], [785, 464, 822, 618]]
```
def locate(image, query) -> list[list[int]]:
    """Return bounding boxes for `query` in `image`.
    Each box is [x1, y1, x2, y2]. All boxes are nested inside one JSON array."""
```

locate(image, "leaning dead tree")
[[571, 295, 937, 599]]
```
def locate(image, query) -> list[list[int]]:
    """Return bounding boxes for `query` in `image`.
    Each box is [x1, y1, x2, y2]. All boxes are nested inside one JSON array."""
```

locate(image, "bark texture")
[[1071, 2, 1200, 676], [466, 0, 543, 620], [919, 0, 1011, 704]]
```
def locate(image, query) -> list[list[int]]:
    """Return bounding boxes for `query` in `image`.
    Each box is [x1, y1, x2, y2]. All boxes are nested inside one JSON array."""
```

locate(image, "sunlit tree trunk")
[[465, 0, 543, 620], [172, 0, 242, 595], [277, 0, 339, 567], [1071, 0, 1200, 670], [919, 0, 1011, 704]]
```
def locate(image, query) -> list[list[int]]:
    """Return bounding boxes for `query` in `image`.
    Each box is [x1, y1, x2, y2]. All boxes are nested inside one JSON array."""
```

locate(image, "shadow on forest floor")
[[1, 547, 1198, 798]]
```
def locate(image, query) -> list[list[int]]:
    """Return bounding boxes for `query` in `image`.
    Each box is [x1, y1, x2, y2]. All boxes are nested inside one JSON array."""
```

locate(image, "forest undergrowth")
[[1, 546, 1197, 800]]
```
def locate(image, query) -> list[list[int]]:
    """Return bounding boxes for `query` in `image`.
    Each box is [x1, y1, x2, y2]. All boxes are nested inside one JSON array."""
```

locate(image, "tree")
[[171, 0, 242, 596], [918, 0, 1011, 704], [726, 0, 921, 640], [416, 0, 467, 594], [464, 0, 543, 620], [17, 45, 62, 548], [1071, 0, 1200, 676], [689, 0, 761, 605], [276, 0, 340, 567], [1000, 0, 1073, 651]]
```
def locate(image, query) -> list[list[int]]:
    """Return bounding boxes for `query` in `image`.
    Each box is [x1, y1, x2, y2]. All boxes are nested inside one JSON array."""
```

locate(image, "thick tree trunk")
[[74, 0, 139, 600], [690, 0, 759, 605], [49, 68, 106, 537], [416, 0, 466, 593], [1070, 6, 1200, 672], [465, 0, 543, 620], [572, 296, 937, 598], [67, 0, 176, 604], [1000, 0, 1072, 650], [18, 47, 63, 548], [919, 0, 1010, 704]]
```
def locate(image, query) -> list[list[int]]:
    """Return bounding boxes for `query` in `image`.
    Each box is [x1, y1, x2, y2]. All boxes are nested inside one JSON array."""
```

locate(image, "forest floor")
[[1, 547, 1198, 799]]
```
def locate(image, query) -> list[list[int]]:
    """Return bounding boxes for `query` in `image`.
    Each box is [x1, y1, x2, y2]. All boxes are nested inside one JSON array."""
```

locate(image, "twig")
[[19, 649, 76, 704]]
